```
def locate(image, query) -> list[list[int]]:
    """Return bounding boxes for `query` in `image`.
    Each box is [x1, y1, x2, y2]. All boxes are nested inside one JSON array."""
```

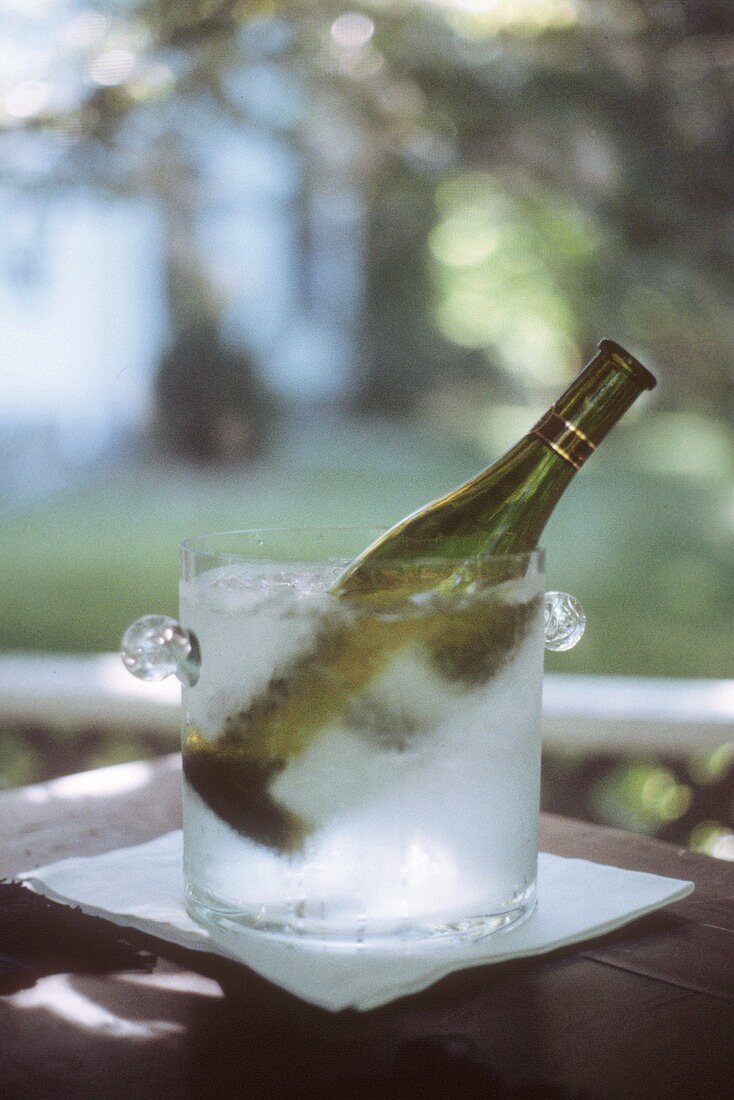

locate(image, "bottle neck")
[[529, 340, 656, 471]]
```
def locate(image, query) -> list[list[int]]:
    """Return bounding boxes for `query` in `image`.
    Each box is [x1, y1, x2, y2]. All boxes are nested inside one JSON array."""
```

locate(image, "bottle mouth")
[[598, 339, 657, 390]]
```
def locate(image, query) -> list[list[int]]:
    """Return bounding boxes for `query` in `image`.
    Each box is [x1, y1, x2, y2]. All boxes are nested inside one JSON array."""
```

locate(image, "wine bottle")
[[184, 340, 656, 848], [333, 339, 656, 599]]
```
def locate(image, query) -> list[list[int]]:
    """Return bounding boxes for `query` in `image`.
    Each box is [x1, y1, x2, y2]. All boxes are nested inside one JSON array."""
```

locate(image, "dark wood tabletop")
[[1, 753, 732, 1100]]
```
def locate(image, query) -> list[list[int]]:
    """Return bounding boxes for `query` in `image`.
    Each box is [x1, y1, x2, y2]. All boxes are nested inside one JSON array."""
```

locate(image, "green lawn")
[[2, 414, 732, 677]]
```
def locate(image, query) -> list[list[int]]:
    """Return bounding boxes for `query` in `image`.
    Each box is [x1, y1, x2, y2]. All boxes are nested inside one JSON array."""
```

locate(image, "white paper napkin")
[[18, 831, 692, 1012]]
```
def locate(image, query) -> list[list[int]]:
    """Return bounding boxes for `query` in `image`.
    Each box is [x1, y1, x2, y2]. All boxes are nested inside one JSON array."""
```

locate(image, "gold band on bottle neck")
[[530, 408, 596, 470]]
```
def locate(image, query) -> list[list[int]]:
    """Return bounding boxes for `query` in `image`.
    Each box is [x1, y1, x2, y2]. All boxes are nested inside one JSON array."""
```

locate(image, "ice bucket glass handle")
[[121, 615, 201, 686], [543, 592, 585, 651], [121, 594, 584, 684]]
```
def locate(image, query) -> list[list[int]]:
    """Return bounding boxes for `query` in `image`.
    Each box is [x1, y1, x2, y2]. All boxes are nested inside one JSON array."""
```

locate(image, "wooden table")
[[1, 755, 732, 1099]]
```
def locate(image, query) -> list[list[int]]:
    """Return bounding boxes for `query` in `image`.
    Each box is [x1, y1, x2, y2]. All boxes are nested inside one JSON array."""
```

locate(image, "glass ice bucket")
[[122, 529, 584, 951]]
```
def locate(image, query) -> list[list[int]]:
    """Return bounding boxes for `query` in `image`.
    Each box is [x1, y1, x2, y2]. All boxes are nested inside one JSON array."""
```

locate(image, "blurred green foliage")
[[429, 173, 596, 386], [4, 0, 734, 416], [542, 743, 734, 855], [0, 721, 176, 793]]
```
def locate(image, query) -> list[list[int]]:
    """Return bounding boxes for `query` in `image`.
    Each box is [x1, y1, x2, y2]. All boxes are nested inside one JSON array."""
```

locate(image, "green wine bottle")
[[184, 340, 656, 849], [334, 339, 656, 598]]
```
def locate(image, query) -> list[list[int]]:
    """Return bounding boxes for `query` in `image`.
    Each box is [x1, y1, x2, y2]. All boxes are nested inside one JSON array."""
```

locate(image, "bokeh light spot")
[[4, 80, 49, 118], [89, 48, 136, 87], [330, 13, 375, 48]]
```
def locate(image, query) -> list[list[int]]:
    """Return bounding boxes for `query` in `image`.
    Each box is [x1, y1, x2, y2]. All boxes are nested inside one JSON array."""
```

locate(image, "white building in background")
[[196, 124, 362, 403], [0, 116, 364, 504], [0, 194, 166, 502]]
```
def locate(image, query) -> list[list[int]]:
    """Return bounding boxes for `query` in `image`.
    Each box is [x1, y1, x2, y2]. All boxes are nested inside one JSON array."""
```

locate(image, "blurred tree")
[[2, 0, 734, 414], [355, 171, 452, 413], [154, 319, 275, 463]]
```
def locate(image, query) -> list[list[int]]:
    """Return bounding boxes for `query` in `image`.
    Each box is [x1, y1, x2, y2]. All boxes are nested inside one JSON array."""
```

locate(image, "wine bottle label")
[[530, 408, 596, 470]]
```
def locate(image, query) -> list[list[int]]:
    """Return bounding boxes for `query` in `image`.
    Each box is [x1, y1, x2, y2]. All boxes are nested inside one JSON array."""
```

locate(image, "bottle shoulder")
[[333, 438, 571, 596]]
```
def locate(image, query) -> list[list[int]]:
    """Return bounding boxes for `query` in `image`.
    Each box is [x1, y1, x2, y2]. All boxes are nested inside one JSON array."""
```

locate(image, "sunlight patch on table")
[[22, 760, 154, 803], [9, 973, 184, 1038], [116, 970, 223, 998]]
